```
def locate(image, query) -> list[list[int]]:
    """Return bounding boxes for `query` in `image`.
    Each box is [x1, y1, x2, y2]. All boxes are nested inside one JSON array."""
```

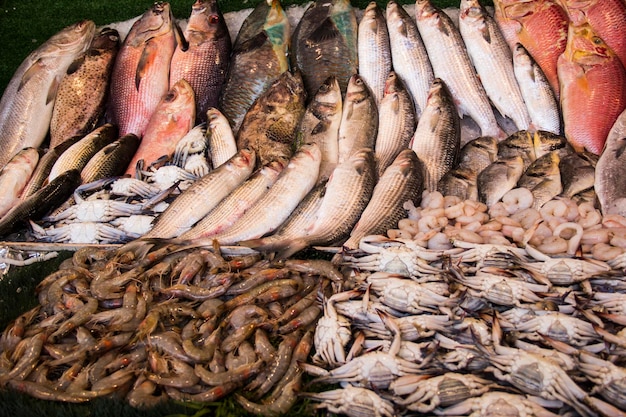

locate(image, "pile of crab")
[[29, 125, 211, 244], [301, 203, 626, 416]]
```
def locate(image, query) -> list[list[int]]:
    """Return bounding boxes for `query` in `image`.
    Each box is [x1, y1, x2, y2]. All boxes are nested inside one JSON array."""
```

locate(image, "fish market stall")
[[2, 0, 626, 416]]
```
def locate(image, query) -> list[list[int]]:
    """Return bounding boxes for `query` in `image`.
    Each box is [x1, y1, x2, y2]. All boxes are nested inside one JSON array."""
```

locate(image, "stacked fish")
[[0, 240, 341, 411]]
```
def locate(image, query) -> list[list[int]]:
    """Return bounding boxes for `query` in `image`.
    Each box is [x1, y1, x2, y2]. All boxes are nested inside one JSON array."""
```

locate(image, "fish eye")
[[209, 14, 219, 24], [592, 36, 602, 45]]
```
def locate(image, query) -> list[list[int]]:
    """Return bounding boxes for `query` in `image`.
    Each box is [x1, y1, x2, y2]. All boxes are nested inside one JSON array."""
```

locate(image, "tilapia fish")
[[558, 22, 626, 155], [80, 134, 140, 184], [415, 0, 504, 139], [338, 74, 378, 164], [220, 0, 290, 134], [494, 0, 569, 99], [291, 0, 358, 96], [560, 0, 626, 69], [108, 2, 180, 137], [180, 159, 286, 240], [170, 0, 231, 124], [459, 0, 531, 131], [48, 124, 118, 182], [358, 2, 392, 106], [0, 170, 81, 238], [144, 148, 256, 239], [517, 151, 562, 208], [559, 151, 595, 198], [205, 143, 322, 245], [595, 107, 626, 216], [411, 78, 460, 192], [342, 148, 424, 251], [0, 148, 40, 219], [375, 71, 416, 178], [512, 43, 561, 134], [386, 0, 434, 118], [236, 71, 307, 166], [477, 155, 525, 207], [0, 20, 95, 170], [125, 78, 196, 175], [268, 148, 377, 259], [497, 130, 537, 170], [296, 76, 343, 183], [50, 27, 120, 148]]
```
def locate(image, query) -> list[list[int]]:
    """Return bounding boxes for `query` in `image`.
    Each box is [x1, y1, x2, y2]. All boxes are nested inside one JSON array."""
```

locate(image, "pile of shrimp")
[[390, 188, 626, 262]]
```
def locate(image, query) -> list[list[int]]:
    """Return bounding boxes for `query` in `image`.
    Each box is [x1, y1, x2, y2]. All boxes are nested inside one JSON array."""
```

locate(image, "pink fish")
[[108, 3, 179, 137], [558, 22, 626, 154], [125, 79, 196, 175]]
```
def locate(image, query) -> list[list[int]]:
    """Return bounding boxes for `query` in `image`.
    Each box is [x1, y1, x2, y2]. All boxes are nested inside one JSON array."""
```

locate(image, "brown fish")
[[170, 0, 231, 124], [50, 27, 120, 148]]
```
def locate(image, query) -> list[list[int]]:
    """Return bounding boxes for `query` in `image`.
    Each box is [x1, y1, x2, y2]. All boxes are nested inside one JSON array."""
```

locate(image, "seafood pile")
[[0, 240, 341, 412]]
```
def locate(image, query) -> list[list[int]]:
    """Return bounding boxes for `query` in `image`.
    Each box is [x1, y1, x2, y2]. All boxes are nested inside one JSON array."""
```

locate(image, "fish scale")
[[415, 0, 505, 139], [358, 2, 392, 106]]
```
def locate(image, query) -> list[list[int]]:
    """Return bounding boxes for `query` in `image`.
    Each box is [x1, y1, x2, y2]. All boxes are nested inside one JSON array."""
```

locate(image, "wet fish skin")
[[338, 74, 379, 164], [517, 150, 561, 190], [108, 2, 179, 137], [459, 0, 531, 131], [0, 170, 81, 238], [207, 143, 322, 245], [80, 134, 140, 184], [532, 130, 572, 159], [558, 22, 626, 155], [386, 0, 434, 118], [48, 124, 119, 182], [559, 151, 596, 199], [415, 0, 505, 139], [50, 27, 120, 148], [206, 108, 237, 169], [125, 78, 196, 175], [358, 2, 392, 106], [438, 167, 478, 201], [494, 0, 569, 99], [296, 76, 343, 183], [0, 148, 40, 219], [595, 107, 626, 216], [291, 0, 358, 97], [375, 71, 417, 178], [342, 148, 425, 251], [170, 0, 232, 124], [236, 71, 307, 166], [220, 0, 290, 134], [180, 159, 287, 240], [477, 155, 525, 207], [0, 20, 96, 170], [144, 148, 257, 239], [497, 130, 536, 170], [411, 78, 460, 192], [512, 43, 561, 134]]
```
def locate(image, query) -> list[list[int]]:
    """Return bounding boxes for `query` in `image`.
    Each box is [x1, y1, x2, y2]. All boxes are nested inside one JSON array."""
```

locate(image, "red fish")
[[108, 3, 179, 137], [125, 79, 196, 175], [558, 22, 626, 154], [170, 0, 232, 124], [558, 0, 626, 69], [494, 0, 569, 99]]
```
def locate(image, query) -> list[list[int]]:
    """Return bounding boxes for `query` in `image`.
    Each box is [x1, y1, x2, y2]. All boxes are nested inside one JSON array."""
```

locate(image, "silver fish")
[[48, 124, 119, 182], [296, 76, 343, 183], [144, 148, 256, 239], [513, 43, 561, 134], [337, 74, 378, 163], [375, 71, 417, 178], [415, 0, 505, 138], [386, 0, 434, 117], [358, 2, 392, 105], [179, 159, 287, 240], [0, 20, 95, 169], [459, 0, 531, 131], [342, 148, 424, 251], [0, 148, 40, 219], [477, 155, 525, 207], [411, 78, 460, 192], [206, 108, 237, 169], [206, 143, 322, 245], [595, 107, 626, 216]]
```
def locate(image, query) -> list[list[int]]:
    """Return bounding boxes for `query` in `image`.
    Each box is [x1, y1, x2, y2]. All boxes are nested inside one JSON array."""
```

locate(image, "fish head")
[[345, 74, 373, 103], [296, 142, 322, 162], [206, 107, 228, 129], [166, 78, 196, 107], [187, 0, 229, 40], [48, 20, 96, 57], [314, 76, 342, 107], [559, 0, 596, 11], [91, 28, 121, 51], [232, 148, 257, 170], [362, 2, 382, 30], [460, 0, 484, 19], [494, 0, 538, 20], [415, 0, 439, 21], [565, 22, 616, 67], [128, 2, 174, 47], [349, 147, 376, 175]]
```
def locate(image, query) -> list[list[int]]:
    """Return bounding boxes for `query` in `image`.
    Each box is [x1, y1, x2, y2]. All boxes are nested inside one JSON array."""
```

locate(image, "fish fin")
[[275, 238, 309, 260], [479, 25, 491, 44], [136, 41, 159, 90], [437, 16, 450, 37], [46, 75, 62, 105], [428, 108, 441, 133], [18, 59, 44, 91], [615, 137, 626, 159], [234, 31, 268, 54], [66, 56, 85, 76], [311, 120, 330, 135], [307, 17, 341, 45], [174, 19, 189, 52]]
